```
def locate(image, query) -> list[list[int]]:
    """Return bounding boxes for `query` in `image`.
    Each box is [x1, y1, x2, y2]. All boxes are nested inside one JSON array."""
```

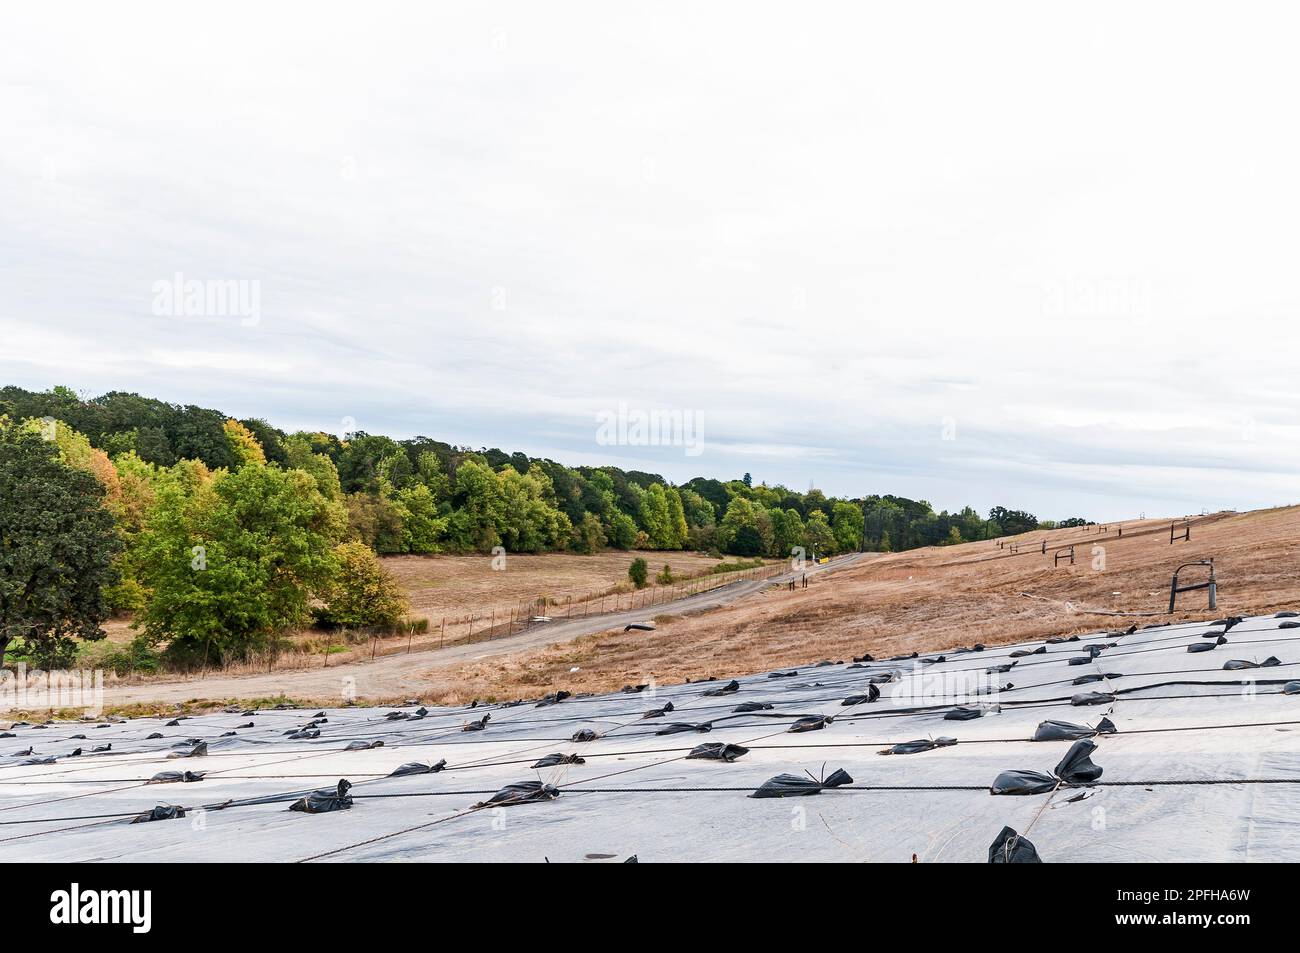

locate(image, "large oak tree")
[[0, 427, 121, 667]]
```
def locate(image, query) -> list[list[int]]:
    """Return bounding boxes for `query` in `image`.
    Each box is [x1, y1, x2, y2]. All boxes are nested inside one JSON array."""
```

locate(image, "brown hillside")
[[426, 508, 1300, 703]]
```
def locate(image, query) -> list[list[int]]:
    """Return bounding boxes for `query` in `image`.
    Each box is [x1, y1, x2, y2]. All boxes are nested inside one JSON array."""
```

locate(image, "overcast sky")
[[4, 3, 1299, 521]]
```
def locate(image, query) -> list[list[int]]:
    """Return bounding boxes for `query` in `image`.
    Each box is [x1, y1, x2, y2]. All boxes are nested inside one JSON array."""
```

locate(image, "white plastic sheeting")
[[2, 613, 1298, 862]]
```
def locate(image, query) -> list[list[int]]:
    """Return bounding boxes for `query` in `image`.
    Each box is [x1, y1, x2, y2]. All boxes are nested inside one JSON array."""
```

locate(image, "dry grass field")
[[386, 549, 738, 626], [102, 548, 745, 650], [421, 508, 1300, 704]]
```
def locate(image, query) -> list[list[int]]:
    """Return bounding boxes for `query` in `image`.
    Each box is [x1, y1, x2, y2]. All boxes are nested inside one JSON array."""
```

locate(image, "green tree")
[[336, 433, 406, 493], [665, 486, 689, 548], [283, 434, 343, 500], [628, 557, 648, 589], [170, 405, 237, 470], [607, 511, 638, 549], [414, 450, 450, 500], [377, 451, 414, 490], [687, 523, 718, 552], [805, 510, 836, 557], [682, 477, 728, 522], [803, 488, 831, 518], [237, 418, 287, 465], [0, 427, 122, 666], [656, 563, 674, 585], [135, 463, 346, 664], [639, 483, 675, 549], [573, 512, 607, 554], [832, 501, 864, 552], [680, 488, 716, 529], [717, 496, 772, 555], [346, 492, 406, 553], [988, 506, 1038, 536], [104, 451, 159, 612], [497, 465, 571, 553], [579, 468, 616, 519], [730, 525, 765, 556], [320, 541, 410, 627], [863, 498, 904, 550], [394, 483, 445, 554], [36, 417, 121, 497], [769, 506, 806, 559], [445, 458, 504, 551]]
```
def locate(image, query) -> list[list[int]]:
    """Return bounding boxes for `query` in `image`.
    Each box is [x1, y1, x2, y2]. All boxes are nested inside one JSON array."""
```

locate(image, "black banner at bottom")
[[5, 861, 1278, 940]]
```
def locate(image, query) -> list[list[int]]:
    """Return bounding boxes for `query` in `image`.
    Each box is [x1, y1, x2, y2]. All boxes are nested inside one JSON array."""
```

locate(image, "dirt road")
[[92, 553, 867, 708]]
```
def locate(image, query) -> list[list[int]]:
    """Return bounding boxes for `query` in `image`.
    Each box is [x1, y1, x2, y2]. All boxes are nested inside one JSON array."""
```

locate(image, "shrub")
[[628, 557, 648, 589], [709, 558, 764, 574], [103, 573, 148, 614], [97, 637, 162, 676], [656, 564, 673, 585]]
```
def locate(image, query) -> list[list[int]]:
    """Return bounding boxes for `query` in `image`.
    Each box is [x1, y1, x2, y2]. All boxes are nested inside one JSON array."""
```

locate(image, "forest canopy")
[[0, 385, 1073, 563], [0, 385, 1084, 668]]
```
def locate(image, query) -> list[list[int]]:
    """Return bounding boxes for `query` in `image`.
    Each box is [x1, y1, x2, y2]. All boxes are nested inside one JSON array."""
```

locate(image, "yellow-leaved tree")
[[223, 419, 266, 467]]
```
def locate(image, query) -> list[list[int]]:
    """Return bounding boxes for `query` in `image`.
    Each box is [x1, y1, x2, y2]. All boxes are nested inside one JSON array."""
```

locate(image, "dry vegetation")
[[386, 549, 736, 625], [419, 507, 1300, 704], [101, 548, 733, 648]]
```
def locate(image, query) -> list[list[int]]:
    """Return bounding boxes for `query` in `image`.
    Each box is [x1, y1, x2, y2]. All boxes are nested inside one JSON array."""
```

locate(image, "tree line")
[[0, 385, 1085, 670]]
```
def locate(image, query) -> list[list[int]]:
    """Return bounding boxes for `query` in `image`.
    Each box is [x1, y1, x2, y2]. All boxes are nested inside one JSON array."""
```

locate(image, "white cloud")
[[3, 2, 1300, 520]]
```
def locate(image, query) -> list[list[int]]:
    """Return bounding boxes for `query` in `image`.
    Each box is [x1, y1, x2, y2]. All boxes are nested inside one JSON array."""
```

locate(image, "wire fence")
[[988, 513, 1222, 563], [106, 557, 802, 681]]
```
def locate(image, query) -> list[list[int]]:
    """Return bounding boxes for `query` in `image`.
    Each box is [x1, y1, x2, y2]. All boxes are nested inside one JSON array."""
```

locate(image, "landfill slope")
[[2, 612, 1298, 862]]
